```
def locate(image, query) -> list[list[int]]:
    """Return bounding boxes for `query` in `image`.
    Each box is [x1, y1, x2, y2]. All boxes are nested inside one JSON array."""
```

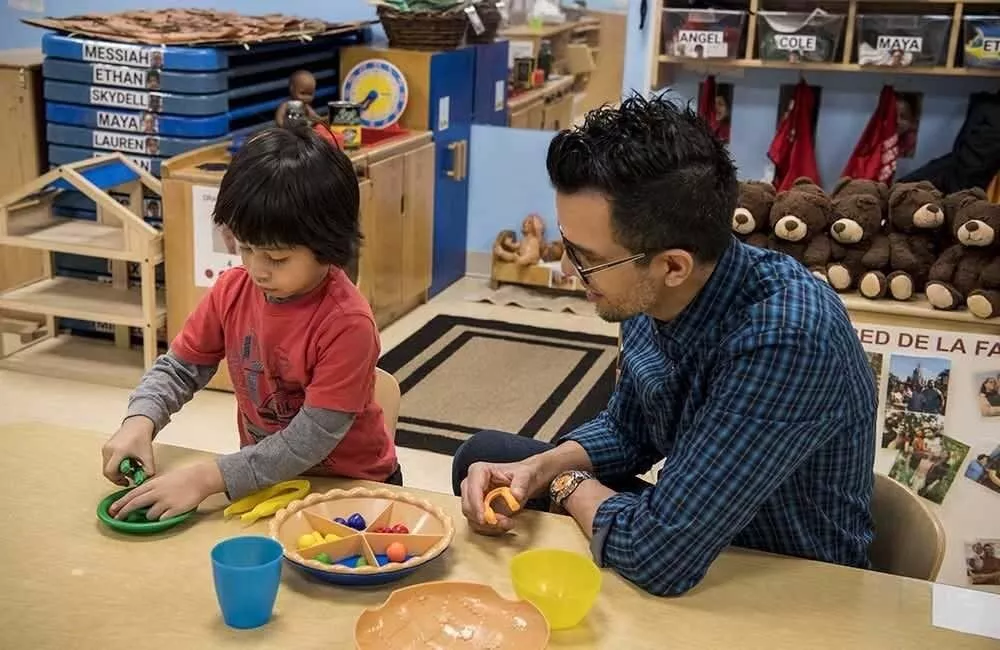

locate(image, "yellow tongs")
[[223, 479, 311, 525]]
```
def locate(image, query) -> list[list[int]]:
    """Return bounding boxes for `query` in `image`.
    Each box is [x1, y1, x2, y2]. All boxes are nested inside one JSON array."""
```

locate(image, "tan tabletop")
[[0, 422, 994, 649]]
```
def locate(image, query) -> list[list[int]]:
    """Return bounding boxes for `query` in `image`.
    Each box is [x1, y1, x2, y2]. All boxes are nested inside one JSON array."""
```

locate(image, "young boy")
[[102, 127, 399, 521]]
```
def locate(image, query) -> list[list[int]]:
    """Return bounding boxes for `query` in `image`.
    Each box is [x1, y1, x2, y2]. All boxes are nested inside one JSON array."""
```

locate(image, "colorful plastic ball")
[[333, 517, 347, 525], [356, 555, 367, 568], [324, 533, 339, 543], [315, 552, 332, 564], [346, 513, 366, 530], [386, 542, 407, 563], [297, 533, 317, 550]]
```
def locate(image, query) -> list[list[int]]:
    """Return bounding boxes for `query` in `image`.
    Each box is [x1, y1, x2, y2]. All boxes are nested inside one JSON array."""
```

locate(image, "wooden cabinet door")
[[509, 106, 533, 129], [402, 143, 435, 301], [355, 178, 376, 305], [367, 155, 405, 313], [544, 93, 575, 131]]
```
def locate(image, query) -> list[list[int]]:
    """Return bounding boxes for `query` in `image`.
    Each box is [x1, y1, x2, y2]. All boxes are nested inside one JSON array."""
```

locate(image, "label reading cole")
[[92, 64, 148, 89], [774, 34, 817, 52], [82, 42, 162, 68], [876, 35, 923, 53], [677, 30, 728, 58]]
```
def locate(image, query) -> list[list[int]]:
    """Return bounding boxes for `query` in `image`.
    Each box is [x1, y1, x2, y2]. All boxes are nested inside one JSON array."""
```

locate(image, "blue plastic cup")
[[211, 536, 283, 629]]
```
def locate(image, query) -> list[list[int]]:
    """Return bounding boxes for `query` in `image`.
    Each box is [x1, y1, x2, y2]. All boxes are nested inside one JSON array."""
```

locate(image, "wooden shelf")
[[0, 276, 166, 328], [841, 294, 1000, 333], [0, 213, 151, 262], [658, 56, 1000, 78], [0, 334, 147, 388]]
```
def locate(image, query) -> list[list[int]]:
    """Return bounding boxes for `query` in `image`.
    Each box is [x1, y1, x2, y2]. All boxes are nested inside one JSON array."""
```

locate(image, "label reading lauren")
[[677, 30, 728, 58], [92, 64, 148, 89], [876, 35, 923, 53], [82, 42, 163, 69], [89, 86, 162, 112], [92, 130, 160, 155], [774, 34, 817, 52]]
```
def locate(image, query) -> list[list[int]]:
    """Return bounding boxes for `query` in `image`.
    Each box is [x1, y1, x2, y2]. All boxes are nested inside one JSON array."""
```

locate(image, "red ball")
[[386, 542, 407, 563]]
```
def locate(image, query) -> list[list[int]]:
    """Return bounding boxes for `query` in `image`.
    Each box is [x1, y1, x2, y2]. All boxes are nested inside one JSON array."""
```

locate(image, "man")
[[453, 96, 876, 597]]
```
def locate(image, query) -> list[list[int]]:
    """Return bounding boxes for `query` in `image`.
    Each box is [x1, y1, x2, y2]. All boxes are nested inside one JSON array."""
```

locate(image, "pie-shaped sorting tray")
[[354, 581, 550, 649], [269, 487, 454, 586]]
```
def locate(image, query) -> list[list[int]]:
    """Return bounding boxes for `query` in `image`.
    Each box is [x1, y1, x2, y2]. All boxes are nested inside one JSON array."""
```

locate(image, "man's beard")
[[594, 275, 659, 323]]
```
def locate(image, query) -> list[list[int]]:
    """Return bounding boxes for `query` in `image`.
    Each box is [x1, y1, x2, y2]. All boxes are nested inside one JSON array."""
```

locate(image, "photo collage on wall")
[[965, 539, 1000, 587], [880, 354, 969, 505]]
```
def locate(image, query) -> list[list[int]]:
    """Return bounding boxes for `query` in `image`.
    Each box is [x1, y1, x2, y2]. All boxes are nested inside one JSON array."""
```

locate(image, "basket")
[[377, 5, 468, 51], [467, 1, 502, 44]]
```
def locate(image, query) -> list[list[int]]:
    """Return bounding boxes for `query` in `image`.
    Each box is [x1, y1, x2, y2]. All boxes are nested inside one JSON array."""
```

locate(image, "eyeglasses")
[[560, 225, 646, 286]]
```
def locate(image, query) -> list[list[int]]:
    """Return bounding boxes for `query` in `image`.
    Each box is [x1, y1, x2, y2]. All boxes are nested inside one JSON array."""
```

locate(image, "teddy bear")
[[732, 180, 775, 249], [858, 180, 946, 301], [925, 188, 1000, 318], [768, 177, 836, 278], [492, 214, 546, 266], [826, 177, 891, 293]]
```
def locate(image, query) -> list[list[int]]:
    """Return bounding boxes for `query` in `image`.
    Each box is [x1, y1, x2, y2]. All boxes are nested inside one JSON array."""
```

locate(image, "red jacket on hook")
[[841, 86, 899, 182], [767, 80, 820, 191], [698, 75, 730, 142]]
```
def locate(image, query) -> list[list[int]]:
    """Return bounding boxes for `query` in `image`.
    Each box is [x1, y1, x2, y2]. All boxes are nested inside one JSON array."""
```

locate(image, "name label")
[[678, 30, 724, 45], [96, 110, 159, 134], [92, 64, 147, 89], [876, 35, 923, 53], [984, 38, 1000, 54], [89, 86, 162, 112], [82, 42, 162, 68], [92, 151, 153, 172], [774, 34, 817, 52], [92, 130, 160, 155]]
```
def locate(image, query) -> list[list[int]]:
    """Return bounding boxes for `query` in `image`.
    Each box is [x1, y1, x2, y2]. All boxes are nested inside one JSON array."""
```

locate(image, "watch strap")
[[549, 470, 595, 511]]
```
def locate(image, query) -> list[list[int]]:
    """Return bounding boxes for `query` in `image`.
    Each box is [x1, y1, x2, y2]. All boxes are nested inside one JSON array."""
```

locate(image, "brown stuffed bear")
[[733, 180, 774, 249], [925, 188, 1000, 318], [768, 177, 835, 279], [827, 178, 891, 292], [858, 180, 946, 301]]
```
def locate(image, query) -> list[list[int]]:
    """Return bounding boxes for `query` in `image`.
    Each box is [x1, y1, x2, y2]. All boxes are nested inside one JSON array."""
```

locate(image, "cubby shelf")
[[657, 55, 1000, 77]]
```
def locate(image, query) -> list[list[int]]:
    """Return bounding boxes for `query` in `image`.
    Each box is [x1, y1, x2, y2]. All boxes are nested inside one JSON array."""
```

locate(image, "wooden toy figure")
[[275, 69, 322, 127]]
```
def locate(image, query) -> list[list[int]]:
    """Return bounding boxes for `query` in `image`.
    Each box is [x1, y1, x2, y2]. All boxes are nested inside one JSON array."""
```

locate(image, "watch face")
[[552, 473, 574, 493]]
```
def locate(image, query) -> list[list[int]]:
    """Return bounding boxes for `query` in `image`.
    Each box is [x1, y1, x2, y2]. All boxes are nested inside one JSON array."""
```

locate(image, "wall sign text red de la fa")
[[854, 326, 1000, 357]]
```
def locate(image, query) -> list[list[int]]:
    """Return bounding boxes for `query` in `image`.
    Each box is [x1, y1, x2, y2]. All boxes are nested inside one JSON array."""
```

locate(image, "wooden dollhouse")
[[0, 154, 164, 388]]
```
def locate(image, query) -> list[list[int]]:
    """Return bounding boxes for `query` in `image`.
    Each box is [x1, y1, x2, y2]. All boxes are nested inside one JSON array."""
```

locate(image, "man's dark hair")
[[546, 94, 738, 263], [214, 126, 360, 267]]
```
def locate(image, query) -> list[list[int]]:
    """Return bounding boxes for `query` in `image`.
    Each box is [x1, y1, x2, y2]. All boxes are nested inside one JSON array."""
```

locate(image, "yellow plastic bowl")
[[509, 549, 601, 630]]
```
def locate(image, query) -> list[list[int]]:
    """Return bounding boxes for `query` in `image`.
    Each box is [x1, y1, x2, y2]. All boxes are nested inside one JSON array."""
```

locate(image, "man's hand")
[[110, 461, 224, 521], [460, 459, 548, 535], [102, 417, 156, 486]]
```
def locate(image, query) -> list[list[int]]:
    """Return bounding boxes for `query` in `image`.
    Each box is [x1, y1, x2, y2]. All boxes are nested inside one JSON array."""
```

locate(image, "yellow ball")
[[324, 533, 340, 543], [297, 533, 316, 550]]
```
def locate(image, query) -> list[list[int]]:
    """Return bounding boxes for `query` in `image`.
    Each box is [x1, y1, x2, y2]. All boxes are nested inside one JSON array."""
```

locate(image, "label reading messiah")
[[876, 35, 923, 53], [92, 64, 147, 89], [774, 34, 817, 52], [82, 42, 159, 68], [91, 130, 158, 155], [96, 111, 158, 134]]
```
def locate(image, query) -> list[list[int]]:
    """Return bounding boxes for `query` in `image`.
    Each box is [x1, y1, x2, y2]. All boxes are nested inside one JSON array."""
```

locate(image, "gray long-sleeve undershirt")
[[126, 351, 354, 500]]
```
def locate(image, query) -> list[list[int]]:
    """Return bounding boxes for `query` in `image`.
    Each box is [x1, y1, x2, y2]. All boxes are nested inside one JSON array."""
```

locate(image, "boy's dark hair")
[[546, 93, 738, 263], [214, 126, 360, 267]]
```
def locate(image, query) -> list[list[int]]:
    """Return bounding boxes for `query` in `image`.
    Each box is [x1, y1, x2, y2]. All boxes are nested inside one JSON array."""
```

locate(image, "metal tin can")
[[513, 57, 535, 90], [328, 101, 363, 150]]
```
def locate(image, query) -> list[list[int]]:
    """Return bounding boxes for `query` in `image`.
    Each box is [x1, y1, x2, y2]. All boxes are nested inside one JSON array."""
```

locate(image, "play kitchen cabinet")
[[508, 75, 575, 130], [160, 131, 433, 393]]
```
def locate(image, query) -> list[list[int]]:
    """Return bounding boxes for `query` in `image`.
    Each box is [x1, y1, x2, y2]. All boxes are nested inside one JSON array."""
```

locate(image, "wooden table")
[[1, 422, 994, 649]]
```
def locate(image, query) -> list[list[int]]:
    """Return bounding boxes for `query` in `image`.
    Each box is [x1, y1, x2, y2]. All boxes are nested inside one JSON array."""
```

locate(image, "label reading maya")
[[774, 34, 817, 52], [90, 86, 161, 112], [96, 111, 159, 134], [82, 42, 162, 68], [876, 35, 923, 53], [92, 130, 160, 155], [92, 64, 148, 89], [677, 30, 728, 57]]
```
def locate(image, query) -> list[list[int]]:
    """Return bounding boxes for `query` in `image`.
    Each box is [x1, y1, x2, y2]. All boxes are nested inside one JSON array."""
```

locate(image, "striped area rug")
[[378, 315, 617, 456]]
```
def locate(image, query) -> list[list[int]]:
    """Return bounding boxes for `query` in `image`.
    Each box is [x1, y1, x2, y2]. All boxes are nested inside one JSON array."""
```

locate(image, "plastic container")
[[962, 15, 1000, 69], [661, 9, 747, 60], [211, 536, 283, 630], [757, 10, 846, 63], [855, 14, 952, 67], [510, 549, 602, 630]]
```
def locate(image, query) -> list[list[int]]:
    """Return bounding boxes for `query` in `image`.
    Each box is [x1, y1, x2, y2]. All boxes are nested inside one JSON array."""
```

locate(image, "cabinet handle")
[[458, 140, 469, 181], [446, 142, 460, 178]]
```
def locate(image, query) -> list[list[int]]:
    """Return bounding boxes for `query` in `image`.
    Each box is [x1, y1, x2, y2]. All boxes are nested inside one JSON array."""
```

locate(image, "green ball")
[[315, 552, 332, 564]]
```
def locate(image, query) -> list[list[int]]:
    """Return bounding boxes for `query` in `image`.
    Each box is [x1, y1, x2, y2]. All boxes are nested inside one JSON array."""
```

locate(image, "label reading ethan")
[[92, 64, 147, 89]]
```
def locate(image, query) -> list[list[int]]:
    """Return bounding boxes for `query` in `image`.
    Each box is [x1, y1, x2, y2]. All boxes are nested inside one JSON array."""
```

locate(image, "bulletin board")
[[845, 296, 1000, 594]]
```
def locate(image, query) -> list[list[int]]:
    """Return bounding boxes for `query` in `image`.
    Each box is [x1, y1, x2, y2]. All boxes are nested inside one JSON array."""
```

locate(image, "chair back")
[[869, 473, 946, 581], [375, 368, 401, 441]]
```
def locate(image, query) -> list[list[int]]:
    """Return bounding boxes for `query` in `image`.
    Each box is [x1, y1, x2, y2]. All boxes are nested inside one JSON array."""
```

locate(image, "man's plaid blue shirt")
[[565, 239, 877, 596]]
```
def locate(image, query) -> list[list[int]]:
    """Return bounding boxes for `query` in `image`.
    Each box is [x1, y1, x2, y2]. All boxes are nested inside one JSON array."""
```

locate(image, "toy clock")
[[341, 58, 409, 129]]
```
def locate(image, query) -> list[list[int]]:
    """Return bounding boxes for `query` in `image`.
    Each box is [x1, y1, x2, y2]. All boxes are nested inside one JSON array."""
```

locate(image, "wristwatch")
[[549, 470, 595, 512]]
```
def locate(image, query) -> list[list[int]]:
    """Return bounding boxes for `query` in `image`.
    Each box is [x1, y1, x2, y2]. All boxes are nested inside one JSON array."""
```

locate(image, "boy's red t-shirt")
[[171, 266, 396, 481]]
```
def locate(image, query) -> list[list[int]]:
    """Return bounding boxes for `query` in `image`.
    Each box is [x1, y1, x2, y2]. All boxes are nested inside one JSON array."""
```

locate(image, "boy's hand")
[[110, 461, 224, 521], [102, 417, 156, 486]]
